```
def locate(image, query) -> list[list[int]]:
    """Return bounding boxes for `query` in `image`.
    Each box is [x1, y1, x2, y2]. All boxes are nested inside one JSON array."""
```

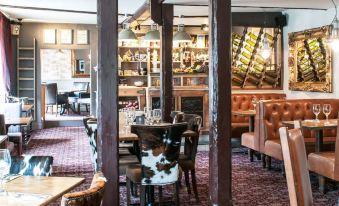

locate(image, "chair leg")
[[191, 169, 200, 203], [140, 185, 146, 206], [158, 186, 163, 206], [266, 156, 272, 170], [319, 176, 326, 194], [184, 170, 191, 194], [126, 178, 131, 206], [249, 149, 254, 162], [262, 154, 266, 168], [175, 181, 180, 206]]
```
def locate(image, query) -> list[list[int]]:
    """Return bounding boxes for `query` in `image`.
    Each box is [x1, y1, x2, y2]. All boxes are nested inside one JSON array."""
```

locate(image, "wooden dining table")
[[232, 110, 256, 132], [0, 176, 85, 206], [5, 116, 33, 146]]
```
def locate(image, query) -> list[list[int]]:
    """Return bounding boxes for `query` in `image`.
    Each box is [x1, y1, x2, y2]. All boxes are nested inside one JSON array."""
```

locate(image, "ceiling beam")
[[0, 4, 132, 16], [150, 0, 163, 25]]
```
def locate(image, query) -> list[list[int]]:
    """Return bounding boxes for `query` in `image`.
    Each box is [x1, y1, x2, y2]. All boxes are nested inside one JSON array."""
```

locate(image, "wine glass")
[[144, 107, 150, 125], [147, 110, 154, 125], [313, 104, 321, 121], [251, 98, 258, 110], [0, 149, 11, 195], [323, 104, 332, 123], [153, 109, 162, 125]]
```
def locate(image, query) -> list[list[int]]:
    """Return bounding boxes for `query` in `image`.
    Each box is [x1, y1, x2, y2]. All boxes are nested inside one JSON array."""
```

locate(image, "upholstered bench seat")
[[265, 137, 337, 161], [241, 132, 255, 149], [308, 152, 337, 180]]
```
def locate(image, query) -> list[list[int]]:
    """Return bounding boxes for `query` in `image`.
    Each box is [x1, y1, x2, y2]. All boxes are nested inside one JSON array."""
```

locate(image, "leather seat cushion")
[[265, 139, 283, 160], [308, 152, 336, 180], [241, 132, 256, 150], [178, 154, 194, 171], [126, 164, 142, 183]]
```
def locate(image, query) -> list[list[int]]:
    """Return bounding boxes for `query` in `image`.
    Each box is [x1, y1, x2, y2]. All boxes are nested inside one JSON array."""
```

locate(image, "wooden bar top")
[[22, 105, 34, 112], [1, 176, 85, 206], [5, 117, 33, 126]]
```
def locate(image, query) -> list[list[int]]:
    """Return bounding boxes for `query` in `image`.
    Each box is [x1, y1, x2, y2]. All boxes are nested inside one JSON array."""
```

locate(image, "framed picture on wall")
[[60, 29, 73, 44], [43, 29, 56, 44], [76, 30, 89, 44]]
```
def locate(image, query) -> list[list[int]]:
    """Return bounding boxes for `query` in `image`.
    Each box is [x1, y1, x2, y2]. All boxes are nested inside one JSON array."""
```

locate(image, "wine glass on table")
[[313, 104, 321, 122], [323, 104, 332, 123], [0, 149, 11, 196], [153, 109, 162, 125]]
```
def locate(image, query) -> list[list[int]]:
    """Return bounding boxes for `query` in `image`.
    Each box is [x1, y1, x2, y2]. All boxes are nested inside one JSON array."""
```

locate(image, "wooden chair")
[[10, 155, 53, 176], [61, 172, 106, 206], [279, 127, 313, 206], [176, 113, 202, 203], [0, 113, 21, 155], [126, 123, 187, 206]]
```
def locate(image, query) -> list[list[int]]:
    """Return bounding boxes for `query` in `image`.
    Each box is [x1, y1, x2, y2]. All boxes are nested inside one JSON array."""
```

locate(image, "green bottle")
[[248, 32, 258, 41], [240, 57, 250, 65], [246, 39, 256, 47], [241, 51, 251, 59]]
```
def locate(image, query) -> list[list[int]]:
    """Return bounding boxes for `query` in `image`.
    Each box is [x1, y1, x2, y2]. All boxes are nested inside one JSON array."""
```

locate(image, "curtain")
[[0, 13, 12, 94]]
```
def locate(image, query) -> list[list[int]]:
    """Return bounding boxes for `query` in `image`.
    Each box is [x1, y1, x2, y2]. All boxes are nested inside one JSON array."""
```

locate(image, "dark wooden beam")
[[97, 0, 119, 205], [150, 0, 162, 25], [160, 4, 173, 122], [208, 0, 232, 205]]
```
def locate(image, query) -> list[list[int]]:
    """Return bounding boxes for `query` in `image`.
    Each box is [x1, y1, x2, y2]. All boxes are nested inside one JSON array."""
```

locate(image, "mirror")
[[72, 49, 91, 78], [288, 26, 332, 93]]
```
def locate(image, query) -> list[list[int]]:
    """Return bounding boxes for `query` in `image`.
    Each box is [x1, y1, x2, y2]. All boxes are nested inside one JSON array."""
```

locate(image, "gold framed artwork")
[[43, 29, 56, 44], [288, 26, 332, 93], [76, 30, 89, 44], [60, 29, 73, 44]]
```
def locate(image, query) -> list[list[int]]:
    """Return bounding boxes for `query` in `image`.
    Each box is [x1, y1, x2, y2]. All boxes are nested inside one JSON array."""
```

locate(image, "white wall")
[[283, 9, 339, 99]]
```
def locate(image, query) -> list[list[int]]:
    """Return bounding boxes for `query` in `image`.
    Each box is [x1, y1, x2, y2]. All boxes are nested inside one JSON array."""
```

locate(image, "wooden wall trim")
[[160, 4, 173, 122], [97, 0, 119, 205], [208, 0, 232, 205]]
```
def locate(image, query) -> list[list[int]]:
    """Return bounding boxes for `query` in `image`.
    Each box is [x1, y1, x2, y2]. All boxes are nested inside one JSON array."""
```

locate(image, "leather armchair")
[[61, 172, 106, 206]]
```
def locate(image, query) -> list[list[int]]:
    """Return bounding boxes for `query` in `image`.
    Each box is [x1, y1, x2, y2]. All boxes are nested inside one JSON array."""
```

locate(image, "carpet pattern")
[[25, 127, 339, 205]]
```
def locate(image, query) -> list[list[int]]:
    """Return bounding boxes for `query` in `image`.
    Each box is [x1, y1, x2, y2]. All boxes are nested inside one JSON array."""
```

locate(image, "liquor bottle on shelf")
[[246, 76, 260, 85], [265, 71, 278, 79], [264, 33, 274, 42], [248, 32, 258, 41], [244, 45, 254, 53], [253, 64, 264, 72], [241, 51, 251, 59], [303, 73, 314, 81], [246, 39, 256, 47], [239, 64, 248, 72], [240, 57, 250, 65], [255, 56, 265, 65], [232, 77, 244, 86], [263, 75, 276, 85]]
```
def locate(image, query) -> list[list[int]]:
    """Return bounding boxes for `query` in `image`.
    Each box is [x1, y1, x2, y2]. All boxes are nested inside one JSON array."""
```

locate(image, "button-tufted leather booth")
[[260, 99, 338, 163], [232, 93, 286, 138]]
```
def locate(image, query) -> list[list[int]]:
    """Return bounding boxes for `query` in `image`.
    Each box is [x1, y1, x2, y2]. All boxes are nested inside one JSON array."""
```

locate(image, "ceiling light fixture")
[[329, 0, 339, 51], [118, 22, 137, 42], [144, 23, 160, 42], [173, 24, 191, 43]]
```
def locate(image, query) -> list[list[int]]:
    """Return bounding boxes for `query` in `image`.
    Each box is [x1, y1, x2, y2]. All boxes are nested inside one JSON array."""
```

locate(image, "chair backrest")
[[83, 118, 98, 172], [178, 114, 202, 163], [10, 155, 54, 176], [0, 103, 22, 133], [61, 172, 106, 206], [45, 83, 58, 105], [73, 82, 89, 92], [131, 123, 187, 185], [279, 127, 313, 206]]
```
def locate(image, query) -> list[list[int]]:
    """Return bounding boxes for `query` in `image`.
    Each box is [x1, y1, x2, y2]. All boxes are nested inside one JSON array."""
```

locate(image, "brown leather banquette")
[[232, 93, 286, 138], [260, 99, 338, 161]]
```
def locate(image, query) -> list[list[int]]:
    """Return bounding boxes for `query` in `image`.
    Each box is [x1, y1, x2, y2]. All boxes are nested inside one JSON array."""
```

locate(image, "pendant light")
[[260, 12, 272, 60], [329, 0, 339, 51], [144, 23, 160, 42], [118, 23, 137, 42], [173, 24, 191, 43]]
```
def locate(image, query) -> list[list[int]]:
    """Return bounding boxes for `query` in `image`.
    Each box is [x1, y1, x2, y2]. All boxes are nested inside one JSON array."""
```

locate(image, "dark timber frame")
[[150, 0, 232, 205], [208, 0, 232, 205], [97, 0, 119, 205]]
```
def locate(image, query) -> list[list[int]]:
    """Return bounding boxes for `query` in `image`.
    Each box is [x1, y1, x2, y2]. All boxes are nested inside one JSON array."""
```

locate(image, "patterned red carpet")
[[25, 127, 338, 206]]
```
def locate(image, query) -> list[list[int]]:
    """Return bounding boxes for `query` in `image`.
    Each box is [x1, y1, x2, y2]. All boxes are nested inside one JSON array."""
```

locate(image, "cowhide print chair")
[[176, 114, 202, 203], [83, 117, 99, 172], [126, 123, 187, 206], [61, 172, 106, 206], [10, 155, 53, 176]]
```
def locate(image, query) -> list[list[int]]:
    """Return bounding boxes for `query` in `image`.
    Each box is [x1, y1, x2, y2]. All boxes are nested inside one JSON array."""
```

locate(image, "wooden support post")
[[208, 0, 232, 205], [160, 4, 173, 122], [97, 0, 119, 205]]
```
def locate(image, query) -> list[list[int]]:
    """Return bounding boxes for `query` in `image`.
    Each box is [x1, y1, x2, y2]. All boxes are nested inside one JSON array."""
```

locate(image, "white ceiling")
[[0, 0, 335, 25]]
